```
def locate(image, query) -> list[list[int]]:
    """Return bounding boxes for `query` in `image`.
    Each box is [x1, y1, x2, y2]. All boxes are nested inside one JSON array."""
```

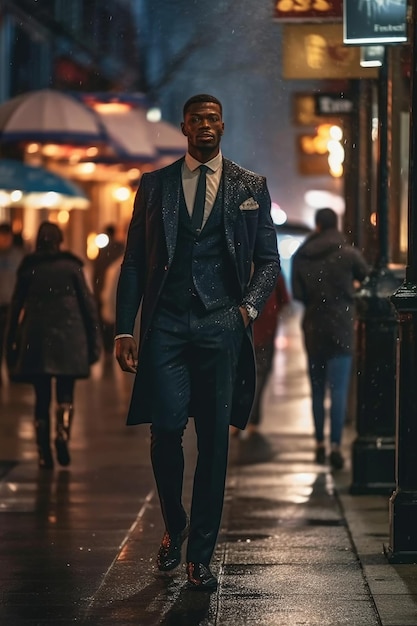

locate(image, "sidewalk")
[[0, 310, 416, 625]]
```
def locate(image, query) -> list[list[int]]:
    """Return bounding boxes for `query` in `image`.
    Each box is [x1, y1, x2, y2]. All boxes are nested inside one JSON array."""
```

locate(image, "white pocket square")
[[239, 197, 259, 211]]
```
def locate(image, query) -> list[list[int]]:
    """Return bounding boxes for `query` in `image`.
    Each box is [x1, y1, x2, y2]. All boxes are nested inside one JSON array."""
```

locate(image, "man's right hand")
[[115, 336, 138, 373]]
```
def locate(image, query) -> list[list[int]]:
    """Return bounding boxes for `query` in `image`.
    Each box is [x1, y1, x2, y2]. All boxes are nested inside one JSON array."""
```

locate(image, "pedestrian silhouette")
[[250, 273, 290, 433], [0, 222, 24, 385], [231, 273, 290, 439], [93, 224, 125, 354], [6, 221, 102, 469], [291, 208, 369, 470]]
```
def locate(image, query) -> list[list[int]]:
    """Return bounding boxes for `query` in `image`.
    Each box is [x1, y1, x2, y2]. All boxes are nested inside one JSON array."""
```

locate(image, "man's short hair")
[[315, 208, 338, 231], [183, 94, 223, 118]]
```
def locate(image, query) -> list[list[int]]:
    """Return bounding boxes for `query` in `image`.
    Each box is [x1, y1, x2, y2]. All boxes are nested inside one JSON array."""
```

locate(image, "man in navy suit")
[[115, 94, 280, 591]]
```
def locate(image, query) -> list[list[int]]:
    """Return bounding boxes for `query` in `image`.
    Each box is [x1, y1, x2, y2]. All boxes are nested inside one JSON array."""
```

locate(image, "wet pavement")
[[0, 309, 417, 625]]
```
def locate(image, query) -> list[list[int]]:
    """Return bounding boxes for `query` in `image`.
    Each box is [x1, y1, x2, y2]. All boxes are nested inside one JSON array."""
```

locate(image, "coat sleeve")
[[242, 178, 280, 315], [115, 174, 148, 336], [5, 264, 28, 371]]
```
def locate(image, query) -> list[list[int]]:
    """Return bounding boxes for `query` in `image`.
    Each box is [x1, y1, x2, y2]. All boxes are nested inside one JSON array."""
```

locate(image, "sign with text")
[[314, 93, 354, 116], [293, 93, 342, 126], [274, 0, 342, 21], [283, 24, 379, 79], [343, 0, 408, 45]]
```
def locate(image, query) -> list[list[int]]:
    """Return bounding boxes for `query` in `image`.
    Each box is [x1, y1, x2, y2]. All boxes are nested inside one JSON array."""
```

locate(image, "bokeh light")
[[271, 202, 287, 225]]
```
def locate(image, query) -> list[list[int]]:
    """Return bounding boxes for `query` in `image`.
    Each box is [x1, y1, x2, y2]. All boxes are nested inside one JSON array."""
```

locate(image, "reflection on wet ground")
[[0, 314, 409, 624]]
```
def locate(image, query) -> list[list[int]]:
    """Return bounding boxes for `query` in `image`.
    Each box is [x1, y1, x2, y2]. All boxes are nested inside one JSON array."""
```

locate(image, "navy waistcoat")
[[160, 177, 239, 312]]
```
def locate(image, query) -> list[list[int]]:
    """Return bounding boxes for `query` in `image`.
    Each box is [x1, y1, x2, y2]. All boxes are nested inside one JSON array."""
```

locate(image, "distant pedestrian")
[[232, 273, 290, 438], [93, 224, 125, 353], [6, 221, 102, 469], [250, 273, 290, 430], [0, 222, 24, 384], [291, 208, 369, 470], [100, 253, 123, 332]]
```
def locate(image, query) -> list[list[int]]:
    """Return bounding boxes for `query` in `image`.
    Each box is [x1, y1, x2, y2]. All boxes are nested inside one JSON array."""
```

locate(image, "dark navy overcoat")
[[116, 157, 280, 428]]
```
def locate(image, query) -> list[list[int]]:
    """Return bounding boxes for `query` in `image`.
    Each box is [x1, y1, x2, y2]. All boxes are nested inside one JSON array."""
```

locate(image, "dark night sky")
[[134, 0, 344, 228]]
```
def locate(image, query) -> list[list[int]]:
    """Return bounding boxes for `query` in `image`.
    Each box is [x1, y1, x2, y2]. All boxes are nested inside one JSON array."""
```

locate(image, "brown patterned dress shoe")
[[186, 562, 218, 591], [156, 522, 189, 571]]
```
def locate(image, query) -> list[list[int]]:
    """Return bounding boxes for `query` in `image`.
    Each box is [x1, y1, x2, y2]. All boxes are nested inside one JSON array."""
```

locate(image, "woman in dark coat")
[[6, 222, 102, 469]]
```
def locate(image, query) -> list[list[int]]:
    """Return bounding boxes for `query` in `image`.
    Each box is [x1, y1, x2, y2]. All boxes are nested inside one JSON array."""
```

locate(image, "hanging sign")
[[293, 93, 342, 126], [283, 24, 378, 79], [343, 0, 408, 45], [314, 93, 354, 116], [274, 0, 343, 21], [360, 46, 385, 67]]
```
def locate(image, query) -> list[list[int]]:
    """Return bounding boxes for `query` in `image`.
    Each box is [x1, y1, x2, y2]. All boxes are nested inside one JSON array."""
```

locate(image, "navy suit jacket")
[[116, 156, 280, 428]]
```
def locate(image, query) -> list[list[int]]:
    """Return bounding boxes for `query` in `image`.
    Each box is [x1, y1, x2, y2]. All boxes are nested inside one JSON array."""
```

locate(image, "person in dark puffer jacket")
[[6, 221, 102, 469], [291, 208, 369, 470]]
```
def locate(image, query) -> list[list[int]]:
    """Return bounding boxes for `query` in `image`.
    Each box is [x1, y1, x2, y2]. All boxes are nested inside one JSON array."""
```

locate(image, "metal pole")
[[387, 1, 417, 563], [378, 50, 390, 267], [351, 47, 399, 495]]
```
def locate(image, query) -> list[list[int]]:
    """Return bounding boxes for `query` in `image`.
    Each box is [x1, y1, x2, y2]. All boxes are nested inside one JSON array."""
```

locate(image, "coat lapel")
[[161, 157, 243, 264], [222, 158, 241, 262], [161, 158, 183, 264]]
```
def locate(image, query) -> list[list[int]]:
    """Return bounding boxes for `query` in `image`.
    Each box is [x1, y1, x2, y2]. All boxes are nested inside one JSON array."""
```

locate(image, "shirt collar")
[[184, 150, 222, 173]]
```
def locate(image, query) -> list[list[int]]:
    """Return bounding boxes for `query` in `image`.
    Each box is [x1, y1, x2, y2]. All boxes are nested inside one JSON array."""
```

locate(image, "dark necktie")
[[191, 164, 209, 231]]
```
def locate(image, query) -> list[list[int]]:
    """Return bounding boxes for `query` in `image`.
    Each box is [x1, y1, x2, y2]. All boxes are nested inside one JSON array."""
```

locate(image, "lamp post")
[[387, 2, 417, 563], [350, 47, 399, 495]]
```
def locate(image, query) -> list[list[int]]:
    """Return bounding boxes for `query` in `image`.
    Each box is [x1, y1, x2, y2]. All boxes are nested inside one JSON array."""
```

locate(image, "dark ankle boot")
[[35, 419, 54, 469], [55, 404, 73, 467]]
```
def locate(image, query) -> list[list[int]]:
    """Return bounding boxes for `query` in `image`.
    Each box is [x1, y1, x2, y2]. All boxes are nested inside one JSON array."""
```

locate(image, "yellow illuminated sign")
[[283, 24, 378, 79], [274, 0, 342, 21]]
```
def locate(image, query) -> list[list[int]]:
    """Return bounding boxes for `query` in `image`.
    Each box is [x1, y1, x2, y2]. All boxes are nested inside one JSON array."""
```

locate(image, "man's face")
[[181, 102, 224, 158]]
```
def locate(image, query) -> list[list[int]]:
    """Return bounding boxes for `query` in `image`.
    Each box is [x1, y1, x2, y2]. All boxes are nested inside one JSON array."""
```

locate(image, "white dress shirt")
[[182, 151, 223, 229]]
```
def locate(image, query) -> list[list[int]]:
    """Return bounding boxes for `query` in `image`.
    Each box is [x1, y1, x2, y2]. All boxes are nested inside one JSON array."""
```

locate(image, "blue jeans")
[[308, 354, 353, 446]]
